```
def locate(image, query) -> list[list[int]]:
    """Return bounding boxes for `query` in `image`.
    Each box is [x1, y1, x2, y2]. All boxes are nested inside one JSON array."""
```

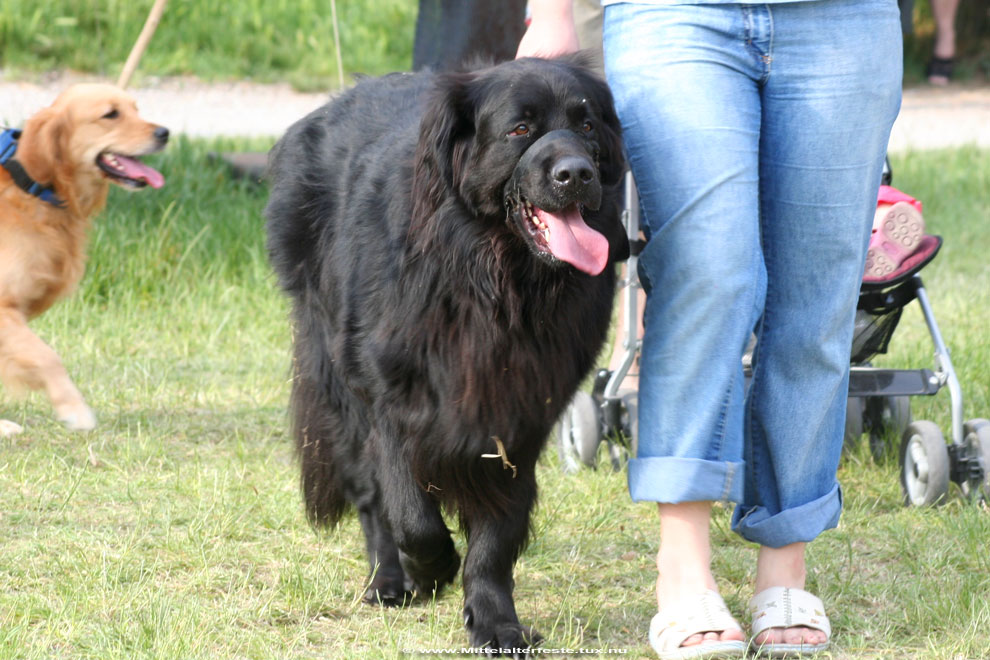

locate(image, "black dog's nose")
[[551, 155, 595, 188], [154, 126, 170, 144]]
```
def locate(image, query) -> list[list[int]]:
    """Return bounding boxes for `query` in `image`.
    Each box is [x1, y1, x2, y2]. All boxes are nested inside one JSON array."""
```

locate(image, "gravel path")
[[0, 75, 328, 139], [888, 85, 990, 152], [1, 73, 989, 152]]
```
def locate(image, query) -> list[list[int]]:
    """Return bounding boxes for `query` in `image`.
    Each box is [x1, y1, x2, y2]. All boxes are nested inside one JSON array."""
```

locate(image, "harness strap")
[[0, 128, 66, 208]]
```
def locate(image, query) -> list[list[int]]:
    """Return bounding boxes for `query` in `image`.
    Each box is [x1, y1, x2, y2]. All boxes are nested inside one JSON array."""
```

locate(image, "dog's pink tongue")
[[115, 154, 165, 189], [534, 205, 609, 276]]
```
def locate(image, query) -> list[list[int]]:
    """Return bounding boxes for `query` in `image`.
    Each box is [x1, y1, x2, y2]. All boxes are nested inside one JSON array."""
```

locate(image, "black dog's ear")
[[594, 93, 626, 188], [411, 71, 476, 227], [558, 54, 626, 188], [609, 217, 631, 262], [590, 195, 630, 264]]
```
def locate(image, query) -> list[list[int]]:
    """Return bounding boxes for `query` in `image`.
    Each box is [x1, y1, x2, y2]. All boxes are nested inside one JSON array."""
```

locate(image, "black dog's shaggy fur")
[[265, 56, 626, 653]]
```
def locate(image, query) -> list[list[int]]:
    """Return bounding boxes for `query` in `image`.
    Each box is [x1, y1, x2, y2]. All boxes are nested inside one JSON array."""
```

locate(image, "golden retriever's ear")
[[18, 107, 69, 185]]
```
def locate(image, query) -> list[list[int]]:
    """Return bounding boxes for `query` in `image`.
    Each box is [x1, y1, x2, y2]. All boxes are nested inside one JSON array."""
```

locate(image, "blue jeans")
[[603, 0, 902, 547]]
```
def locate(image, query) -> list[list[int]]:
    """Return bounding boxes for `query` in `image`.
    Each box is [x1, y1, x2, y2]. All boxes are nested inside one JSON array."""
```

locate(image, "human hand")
[[515, 0, 579, 59]]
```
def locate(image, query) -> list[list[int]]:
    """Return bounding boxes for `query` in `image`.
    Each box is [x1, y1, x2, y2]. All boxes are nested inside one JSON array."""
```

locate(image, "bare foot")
[[753, 543, 828, 647], [657, 502, 747, 648], [754, 624, 828, 648]]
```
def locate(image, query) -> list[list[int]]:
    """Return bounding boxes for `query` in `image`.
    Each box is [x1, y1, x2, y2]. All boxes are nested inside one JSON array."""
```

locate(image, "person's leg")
[[604, 2, 765, 649], [928, 0, 960, 84], [605, 0, 763, 507], [572, 0, 604, 74], [753, 543, 824, 646], [931, 0, 961, 59], [412, 0, 527, 71], [733, 0, 903, 646], [898, 0, 916, 34], [605, 264, 643, 392], [655, 502, 746, 648]]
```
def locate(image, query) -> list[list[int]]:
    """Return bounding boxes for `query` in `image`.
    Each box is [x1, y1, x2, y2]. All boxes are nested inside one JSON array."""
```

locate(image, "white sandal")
[[0, 419, 23, 437], [749, 587, 831, 657], [648, 589, 747, 659]]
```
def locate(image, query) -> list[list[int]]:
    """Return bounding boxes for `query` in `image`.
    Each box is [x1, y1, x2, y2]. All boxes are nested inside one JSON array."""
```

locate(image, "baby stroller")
[[556, 164, 990, 507], [557, 172, 642, 475]]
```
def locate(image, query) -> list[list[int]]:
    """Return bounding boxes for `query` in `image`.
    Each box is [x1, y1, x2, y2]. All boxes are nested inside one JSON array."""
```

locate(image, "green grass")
[[1, 140, 989, 659], [0, 0, 417, 91], [2, 0, 986, 90]]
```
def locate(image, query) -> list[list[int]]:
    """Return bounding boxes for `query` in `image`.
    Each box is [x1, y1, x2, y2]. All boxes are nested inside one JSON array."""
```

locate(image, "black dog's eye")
[[102, 109, 119, 120], [507, 123, 530, 137], [582, 120, 594, 133]]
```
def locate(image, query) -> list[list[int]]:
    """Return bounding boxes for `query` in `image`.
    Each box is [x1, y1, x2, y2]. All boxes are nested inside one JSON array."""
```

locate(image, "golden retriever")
[[0, 83, 168, 436]]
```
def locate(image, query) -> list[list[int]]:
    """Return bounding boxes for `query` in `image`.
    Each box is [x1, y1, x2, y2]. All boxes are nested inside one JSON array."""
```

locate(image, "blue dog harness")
[[0, 127, 66, 208]]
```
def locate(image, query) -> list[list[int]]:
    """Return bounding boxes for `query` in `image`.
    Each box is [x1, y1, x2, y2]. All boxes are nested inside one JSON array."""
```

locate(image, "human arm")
[[515, 0, 579, 58]]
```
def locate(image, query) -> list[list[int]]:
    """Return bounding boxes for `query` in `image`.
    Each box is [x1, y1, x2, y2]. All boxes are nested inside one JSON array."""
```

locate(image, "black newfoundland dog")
[[265, 56, 626, 653]]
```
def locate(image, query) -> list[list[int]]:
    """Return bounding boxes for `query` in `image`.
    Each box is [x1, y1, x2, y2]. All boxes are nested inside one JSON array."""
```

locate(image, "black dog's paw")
[[362, 587, 414, 607], [465, 610, 543, 658], [362, 562, 415, 607], [362, 576, 414, 607], [399, 546, 461, 598]]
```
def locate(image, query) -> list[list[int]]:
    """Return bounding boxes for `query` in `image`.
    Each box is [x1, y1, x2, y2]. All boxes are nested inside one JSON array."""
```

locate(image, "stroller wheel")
[[865, 395, 912, 461], [557, 390, 601, 473], [960, 419, 990, 501], [899, 420, 950, 506]]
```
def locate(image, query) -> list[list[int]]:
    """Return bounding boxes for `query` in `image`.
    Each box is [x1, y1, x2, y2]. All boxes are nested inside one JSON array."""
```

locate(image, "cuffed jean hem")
[[731, 483, 843, 548], [628, 457, 745, 504]]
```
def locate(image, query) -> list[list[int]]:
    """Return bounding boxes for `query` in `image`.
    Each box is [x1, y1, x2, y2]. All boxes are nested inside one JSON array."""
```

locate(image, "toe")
[[795, 626, 826, 646], [683, 628, 744, 649], [752, 629, 773, 647], [808, 627, 827, 645], [681, 633, 705, 647], [782, 626, 805, 646], [756, 626, 826, 647]]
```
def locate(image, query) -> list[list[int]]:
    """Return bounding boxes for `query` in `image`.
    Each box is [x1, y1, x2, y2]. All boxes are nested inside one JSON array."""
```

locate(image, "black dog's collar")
[[0, 128, 66, 208]]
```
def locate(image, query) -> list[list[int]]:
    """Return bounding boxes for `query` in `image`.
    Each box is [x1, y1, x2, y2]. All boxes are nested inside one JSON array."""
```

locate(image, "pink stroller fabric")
[[864, 187, 938, 285]]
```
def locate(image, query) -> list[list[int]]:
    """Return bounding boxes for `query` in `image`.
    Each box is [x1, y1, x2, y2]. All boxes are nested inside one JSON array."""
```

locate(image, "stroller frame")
[[557, 170, 990, 506]]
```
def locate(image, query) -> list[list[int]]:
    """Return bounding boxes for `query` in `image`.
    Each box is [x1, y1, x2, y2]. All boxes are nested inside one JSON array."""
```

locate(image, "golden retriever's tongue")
[[535, 205, 609, 276], [115, 155, 165, 189]]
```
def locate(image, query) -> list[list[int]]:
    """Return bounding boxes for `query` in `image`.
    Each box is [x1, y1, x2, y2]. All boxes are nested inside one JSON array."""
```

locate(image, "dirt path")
[[888, 85, 990, 152], [0, 75, 328, 139], [2, 74, 988, 152]]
